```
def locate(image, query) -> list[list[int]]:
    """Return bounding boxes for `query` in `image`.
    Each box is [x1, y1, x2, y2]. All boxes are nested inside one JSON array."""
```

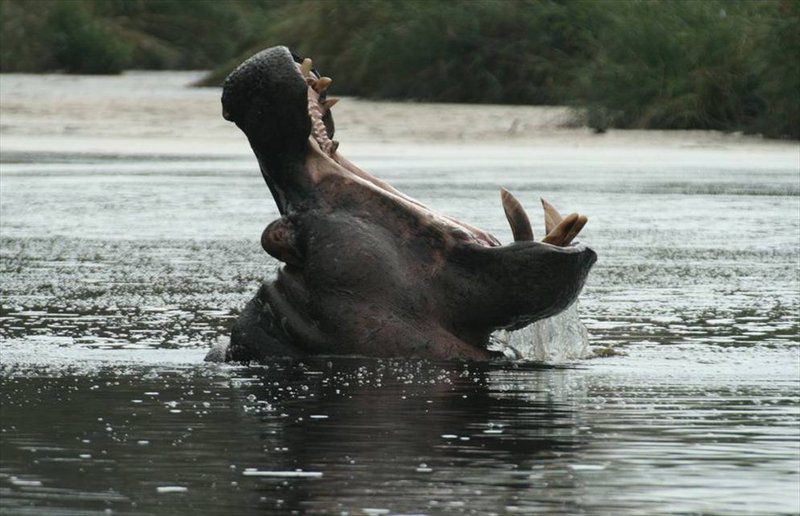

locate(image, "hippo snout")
[[563, 243, 598, 269]]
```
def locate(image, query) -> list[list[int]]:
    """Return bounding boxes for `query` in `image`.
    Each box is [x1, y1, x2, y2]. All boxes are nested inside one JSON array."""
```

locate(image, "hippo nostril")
[[275, 227, 291, 243]]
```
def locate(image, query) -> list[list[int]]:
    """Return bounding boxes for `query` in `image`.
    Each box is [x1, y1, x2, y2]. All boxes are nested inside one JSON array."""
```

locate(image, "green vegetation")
[[578, 1, 800, 138], [0, 0, 279, 73], [199, 0, 601, 106], [1, 0, 797, 138]]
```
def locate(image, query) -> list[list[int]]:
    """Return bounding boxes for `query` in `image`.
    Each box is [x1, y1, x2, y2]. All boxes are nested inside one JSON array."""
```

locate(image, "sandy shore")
[[1, 71, 797, 159]]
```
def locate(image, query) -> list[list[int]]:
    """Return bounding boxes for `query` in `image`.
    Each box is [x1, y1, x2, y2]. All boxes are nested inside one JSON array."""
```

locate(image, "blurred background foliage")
[[1, 0, 797, 138]]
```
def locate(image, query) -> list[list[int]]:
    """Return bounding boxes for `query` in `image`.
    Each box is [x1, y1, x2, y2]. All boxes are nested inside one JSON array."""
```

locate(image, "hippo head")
[[215, 46, 596, 361]]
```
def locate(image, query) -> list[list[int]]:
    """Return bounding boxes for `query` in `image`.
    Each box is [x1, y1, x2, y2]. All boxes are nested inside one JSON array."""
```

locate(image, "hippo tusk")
[[540, 198, 589, 246], [500, 188, 534, 242], [542, 212, 589, 246], [541, 197, 563, 235], [563, 214, 588, 245], [322, 98, 339, 110], [542, 212, 578, 246]]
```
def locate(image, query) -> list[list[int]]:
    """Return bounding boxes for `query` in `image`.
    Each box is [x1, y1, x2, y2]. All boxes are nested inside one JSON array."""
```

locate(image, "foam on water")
[[490, 303, 590, 363]]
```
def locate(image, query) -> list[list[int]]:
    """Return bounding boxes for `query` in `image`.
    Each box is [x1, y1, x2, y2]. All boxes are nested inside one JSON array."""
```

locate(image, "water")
[[1, 73, 799, 514], [492, 304, 590, 362]]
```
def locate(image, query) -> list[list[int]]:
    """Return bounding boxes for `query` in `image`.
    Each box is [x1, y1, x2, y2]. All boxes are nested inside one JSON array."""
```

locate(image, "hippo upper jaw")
[[218, 46, 597, 361], [221, 46, 324, 215], [222, 45, 503, 246]]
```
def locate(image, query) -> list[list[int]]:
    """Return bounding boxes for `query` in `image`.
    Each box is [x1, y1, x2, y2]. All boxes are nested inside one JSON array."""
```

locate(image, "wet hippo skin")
[[207, 46, 596, 362]]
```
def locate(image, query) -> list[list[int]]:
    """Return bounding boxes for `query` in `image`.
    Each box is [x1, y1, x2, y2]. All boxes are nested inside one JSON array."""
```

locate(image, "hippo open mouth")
[[210, 46, 596, 362]]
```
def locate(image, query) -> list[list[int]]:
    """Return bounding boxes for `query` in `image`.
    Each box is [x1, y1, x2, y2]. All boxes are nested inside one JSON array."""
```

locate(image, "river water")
[[1, 73, 798, 514]]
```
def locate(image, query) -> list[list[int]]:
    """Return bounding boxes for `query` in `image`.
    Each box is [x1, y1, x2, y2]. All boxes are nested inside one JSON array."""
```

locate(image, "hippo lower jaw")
[[213, 46, 597, 362]]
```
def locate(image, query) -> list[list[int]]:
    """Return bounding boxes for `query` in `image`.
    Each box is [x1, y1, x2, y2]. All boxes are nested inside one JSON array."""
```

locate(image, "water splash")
[[490, 303, 589, 363]]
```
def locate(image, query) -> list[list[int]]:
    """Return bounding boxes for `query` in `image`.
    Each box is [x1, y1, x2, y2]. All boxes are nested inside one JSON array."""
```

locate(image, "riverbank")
[[1, 72, 797, 159]]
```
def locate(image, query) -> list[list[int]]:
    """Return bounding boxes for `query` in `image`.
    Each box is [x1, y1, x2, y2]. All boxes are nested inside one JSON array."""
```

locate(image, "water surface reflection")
[[2, 356, 797, 514]]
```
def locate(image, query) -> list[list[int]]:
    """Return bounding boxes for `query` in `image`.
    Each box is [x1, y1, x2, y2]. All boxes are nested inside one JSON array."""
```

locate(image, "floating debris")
[[156, 486, 188, 493], [241, 469, 322, 478]]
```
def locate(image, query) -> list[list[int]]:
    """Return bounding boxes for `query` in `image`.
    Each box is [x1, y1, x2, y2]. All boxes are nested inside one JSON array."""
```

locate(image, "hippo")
[[206, 46, 596, 362]]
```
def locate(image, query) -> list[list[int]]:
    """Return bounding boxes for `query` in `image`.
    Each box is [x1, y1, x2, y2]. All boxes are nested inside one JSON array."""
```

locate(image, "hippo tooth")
[[329, 140, 339, 154], [540, 197, 563, 235], [500, 188, 534, 242], [563, 214, 588, 245], [542, 212, 579, 246], [322, 98, 339, 110], [300, 58, 313, 77], [315, 77, 332, 93]]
